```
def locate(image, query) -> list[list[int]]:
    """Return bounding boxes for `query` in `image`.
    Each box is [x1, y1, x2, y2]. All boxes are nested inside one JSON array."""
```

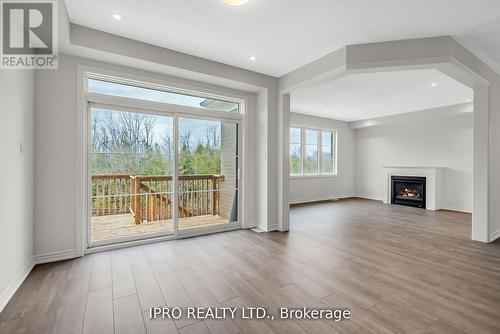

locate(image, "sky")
[[89, 79, 209, 108], [88, 79, 238, 112]]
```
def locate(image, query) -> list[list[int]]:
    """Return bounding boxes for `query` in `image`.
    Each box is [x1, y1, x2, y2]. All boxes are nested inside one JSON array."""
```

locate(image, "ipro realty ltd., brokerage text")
[[150, 307, 351, 322]]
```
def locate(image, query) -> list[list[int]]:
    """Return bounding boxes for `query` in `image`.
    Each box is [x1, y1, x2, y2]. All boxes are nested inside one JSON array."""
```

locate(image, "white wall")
[[488, 77, 500, 240], [34, 55, 79, 259], [0, 70, 35, 311], [354, 113, 473, 212], [289, 112, 355, 204]]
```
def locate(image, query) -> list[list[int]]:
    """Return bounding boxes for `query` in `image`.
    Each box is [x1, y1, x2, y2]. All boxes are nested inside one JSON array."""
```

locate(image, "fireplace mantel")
[[383, 166, 443, 210]]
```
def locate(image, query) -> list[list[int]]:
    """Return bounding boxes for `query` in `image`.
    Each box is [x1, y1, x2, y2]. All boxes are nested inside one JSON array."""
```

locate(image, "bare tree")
[[161, 132, 173, 155], [91, 110, 158, 153], [203, 126, 220, 149], [179, 130, 192, 152], [142, 116, 156, 151], [91, 115, 101, 151]]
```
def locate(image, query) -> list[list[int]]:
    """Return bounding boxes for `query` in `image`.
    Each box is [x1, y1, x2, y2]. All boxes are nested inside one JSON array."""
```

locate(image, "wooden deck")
[[91, 213, 228, 241]]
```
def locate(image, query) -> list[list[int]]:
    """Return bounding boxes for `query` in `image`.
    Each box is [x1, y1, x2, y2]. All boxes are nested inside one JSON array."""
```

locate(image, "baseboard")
[[266, 224, 280, 232], [289, 195, 354, 205], [243, 221, 258, 229], [249, 224, 281, 233], [439, 204, 472, 214], [34, 249, 80, 264], [354, 194, 384, 202], [490, 229, 500, 242], [0, 257, 35, 312]]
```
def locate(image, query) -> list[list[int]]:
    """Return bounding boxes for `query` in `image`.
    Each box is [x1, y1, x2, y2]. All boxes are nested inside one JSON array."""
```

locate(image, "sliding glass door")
[[85, 75, 243, 248], [88, 107, 241, 247]]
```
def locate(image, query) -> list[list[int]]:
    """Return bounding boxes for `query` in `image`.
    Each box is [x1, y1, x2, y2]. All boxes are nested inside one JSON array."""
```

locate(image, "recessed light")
[[465, 98, 472, 102], [430, 82, 438, 87], [111, 13, 122, 20], [249, 56, 256, 61], [223, 0, 248, 6], [324, 109, 328, 112]]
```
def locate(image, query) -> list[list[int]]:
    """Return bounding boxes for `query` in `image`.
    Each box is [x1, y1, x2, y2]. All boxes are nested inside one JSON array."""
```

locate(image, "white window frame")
[[289, 126, 337, 178], [77, 65, 247, 253]]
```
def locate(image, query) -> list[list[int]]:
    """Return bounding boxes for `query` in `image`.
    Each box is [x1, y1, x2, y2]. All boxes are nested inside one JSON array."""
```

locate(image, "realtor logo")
[[1, 0, 58, 69]]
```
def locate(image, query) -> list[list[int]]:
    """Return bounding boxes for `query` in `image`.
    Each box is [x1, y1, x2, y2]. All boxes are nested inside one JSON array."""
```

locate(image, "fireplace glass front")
[[391, 176, 426, 209]]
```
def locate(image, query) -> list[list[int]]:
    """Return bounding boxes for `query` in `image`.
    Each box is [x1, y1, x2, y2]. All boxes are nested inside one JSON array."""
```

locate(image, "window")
[[88, 79, 240, 113], [289, 127, 336, 176]]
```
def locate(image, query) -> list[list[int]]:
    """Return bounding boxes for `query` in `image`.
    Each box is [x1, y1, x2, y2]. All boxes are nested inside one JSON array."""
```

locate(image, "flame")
[[399, 187, 421, 198]]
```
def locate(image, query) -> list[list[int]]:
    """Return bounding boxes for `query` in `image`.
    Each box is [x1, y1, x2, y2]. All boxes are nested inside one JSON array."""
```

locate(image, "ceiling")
[[458, 16, 500, 74], [291, 69, 473, 121], [64, 0, 500, 77]]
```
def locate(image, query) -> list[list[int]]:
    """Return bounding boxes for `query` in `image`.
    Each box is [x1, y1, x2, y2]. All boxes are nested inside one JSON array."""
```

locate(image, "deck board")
[[91, 214, 228, 241]]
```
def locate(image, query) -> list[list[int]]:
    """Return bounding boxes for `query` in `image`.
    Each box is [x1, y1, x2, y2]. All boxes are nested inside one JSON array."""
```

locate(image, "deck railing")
[[91, 174, 224, 224]]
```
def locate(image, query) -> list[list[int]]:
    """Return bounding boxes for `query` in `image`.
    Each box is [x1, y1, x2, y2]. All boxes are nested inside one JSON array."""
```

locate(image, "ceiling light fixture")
[[111, 13, 122, 20], [223, 0, 248, 6], [465, 98, 472, 102], [430, 82, 438, 87], [249, 56, 256, 61]]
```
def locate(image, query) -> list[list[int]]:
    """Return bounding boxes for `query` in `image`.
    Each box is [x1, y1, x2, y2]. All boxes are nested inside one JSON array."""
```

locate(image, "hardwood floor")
[[1, 198, 500, 333]]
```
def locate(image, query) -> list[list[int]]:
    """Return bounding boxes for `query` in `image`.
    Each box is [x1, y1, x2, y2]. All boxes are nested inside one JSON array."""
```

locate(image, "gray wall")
[[0, 70, 34, 310]]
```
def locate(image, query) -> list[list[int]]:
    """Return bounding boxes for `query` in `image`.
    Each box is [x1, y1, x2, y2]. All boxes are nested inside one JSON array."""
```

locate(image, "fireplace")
[[391, 176, 426, 209]]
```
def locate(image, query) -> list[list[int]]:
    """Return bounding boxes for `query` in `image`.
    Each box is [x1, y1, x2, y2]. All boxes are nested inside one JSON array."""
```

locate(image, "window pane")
[[304, 130, 318, 174], [290, 143, 301, 174], [88, 79, 240, 113], [290, 127, 301, 144], [305, 129, 318, 145], [90, 107, 174, 242], [321, 155, 334, 173], [321, 131, 334, 174], [322, 131, 332, 147], [304, 145, 318, 174], [177, 118, 238, 229], [322, 145, 333, 159]]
